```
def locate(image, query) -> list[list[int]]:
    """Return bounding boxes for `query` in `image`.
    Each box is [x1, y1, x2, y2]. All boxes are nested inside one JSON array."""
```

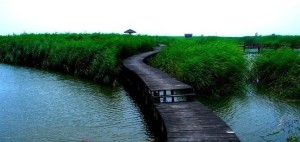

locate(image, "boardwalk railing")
[[240, 43, 300, 53], [122, 47, 240, 141]]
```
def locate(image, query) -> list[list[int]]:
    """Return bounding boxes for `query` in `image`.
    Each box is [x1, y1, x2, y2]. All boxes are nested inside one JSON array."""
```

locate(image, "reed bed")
[[0, 33, 156, 84], [150, 38, 247, 98], [250, 48, 300, 99]]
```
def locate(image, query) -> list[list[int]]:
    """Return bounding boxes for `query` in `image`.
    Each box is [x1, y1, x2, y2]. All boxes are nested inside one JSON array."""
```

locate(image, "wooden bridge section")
[[123, 49, 239, 141], [240, 43, 300, 53]]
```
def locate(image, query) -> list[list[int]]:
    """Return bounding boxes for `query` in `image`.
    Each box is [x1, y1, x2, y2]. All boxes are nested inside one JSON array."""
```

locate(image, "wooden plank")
[[156, 102, 239, 141], [123, 50, 240, 141], [123, 51, 193, 91], [152, 93, 196, 98]]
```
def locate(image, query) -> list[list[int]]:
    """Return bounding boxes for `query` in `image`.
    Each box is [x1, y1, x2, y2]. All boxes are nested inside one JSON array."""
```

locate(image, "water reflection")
[[197, 52, 300, 141], [0, 64, 155, 142], [199, 85, 300, 141]]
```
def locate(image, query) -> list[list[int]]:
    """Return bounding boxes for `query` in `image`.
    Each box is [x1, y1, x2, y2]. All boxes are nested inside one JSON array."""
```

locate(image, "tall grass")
[[240, 35, 300, 47], [250, 48, 300, 99], [0, 33, 157, 84], [2, 33, 299, 98], [150, 38, 247, 98]]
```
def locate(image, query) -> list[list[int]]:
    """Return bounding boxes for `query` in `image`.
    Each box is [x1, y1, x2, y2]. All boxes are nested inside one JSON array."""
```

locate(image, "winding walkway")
[[123, 49, 239, 141]]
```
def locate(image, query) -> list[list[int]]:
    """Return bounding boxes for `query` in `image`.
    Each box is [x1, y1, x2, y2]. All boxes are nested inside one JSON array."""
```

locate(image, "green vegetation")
[[1, 33, 299, 99], [150, 38, 247, 98], [0, 33, 156, 84], [250, 48, 300, 99], [150, 35, 300, 98], [240, 35, 300, 47]]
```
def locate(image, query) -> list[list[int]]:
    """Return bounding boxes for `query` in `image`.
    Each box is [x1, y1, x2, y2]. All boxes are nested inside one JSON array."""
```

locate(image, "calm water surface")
[[0, 64, 155, 141], [200, 86, 300, 142], [200, 54, 300, 142]]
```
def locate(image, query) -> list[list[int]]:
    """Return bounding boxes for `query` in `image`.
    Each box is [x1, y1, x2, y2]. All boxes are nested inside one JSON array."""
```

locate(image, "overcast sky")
[[1, 0, 300, 36]]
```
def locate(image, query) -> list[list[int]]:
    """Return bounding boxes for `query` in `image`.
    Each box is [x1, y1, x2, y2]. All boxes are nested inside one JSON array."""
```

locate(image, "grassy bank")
[[150, 37, 247, 98], [1, 33, 299, 99], [0, 33, 156, 84], [250, 48, 300, 99]]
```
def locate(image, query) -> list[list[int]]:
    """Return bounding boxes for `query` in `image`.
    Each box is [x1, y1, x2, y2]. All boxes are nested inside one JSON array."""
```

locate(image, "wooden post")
[[145, 95, 148, 105], [154, 91, 159, 103], [171, 90, 175, 102], [163, 90, 166, 102]]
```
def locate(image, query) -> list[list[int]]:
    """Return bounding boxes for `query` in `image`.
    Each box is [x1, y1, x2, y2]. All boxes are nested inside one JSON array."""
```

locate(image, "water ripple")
[[0, 64, 155, 142]]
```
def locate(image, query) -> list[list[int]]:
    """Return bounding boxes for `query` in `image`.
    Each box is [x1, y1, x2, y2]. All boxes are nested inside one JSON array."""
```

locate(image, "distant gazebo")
[[124, 29, 136, 35]]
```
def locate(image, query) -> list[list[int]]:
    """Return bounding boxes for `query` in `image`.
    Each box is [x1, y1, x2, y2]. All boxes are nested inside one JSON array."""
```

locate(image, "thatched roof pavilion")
[[124, 29, 136, 35]]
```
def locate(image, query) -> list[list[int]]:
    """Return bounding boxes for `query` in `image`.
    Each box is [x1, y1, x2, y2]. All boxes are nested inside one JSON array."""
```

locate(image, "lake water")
[[245, 48, 259, 53], [0, 64, 155, 141], [200, 86, 300, 142], [2, 52, 300, 142], [199, 53, 300, 142]]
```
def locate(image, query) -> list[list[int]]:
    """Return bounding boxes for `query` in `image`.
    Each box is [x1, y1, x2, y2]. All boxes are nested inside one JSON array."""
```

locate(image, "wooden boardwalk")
[[157, 102, 238, 141], [123, 51, 192, 91], [123, 49, 240, 141]]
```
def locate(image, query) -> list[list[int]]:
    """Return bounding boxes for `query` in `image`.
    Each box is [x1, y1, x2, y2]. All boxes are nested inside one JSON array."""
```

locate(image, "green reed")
[[150, 37, 247, 98], [0, 33, 156, 84], [251, 47, 300, 99]]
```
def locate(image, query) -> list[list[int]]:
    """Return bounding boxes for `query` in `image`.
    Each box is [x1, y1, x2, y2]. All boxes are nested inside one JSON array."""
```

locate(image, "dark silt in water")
[[0, 64, 155, 141]]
